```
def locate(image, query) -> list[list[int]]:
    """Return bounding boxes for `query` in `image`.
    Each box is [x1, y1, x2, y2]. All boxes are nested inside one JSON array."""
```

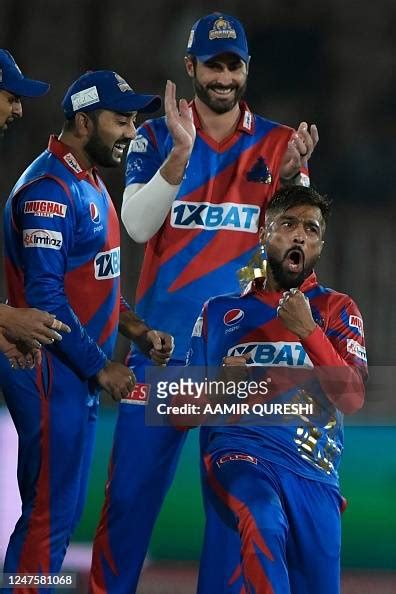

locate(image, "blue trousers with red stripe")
[[200, 444, 343, 594], [89, 354, 188, 593], [0, 351, 98, 593]]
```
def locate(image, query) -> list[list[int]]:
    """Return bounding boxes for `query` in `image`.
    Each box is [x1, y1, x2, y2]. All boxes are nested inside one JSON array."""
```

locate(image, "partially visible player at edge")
[[0, 48, 70, 368], [90, 12, 319, 594], [187, 185, 367, 593], [1, 69, 172, 590]]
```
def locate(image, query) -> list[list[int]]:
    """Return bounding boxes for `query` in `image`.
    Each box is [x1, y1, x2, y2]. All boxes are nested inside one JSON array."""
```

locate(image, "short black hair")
[[266, 186, 332, 226], [62, 108, 103, 131]]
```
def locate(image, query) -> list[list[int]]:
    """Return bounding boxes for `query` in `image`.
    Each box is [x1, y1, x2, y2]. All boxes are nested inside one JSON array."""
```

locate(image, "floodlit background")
[[1, 1, 395, 592]]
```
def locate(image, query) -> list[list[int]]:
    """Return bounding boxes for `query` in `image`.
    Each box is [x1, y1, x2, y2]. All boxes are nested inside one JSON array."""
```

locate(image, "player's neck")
[[194, 98, 241, 143], [58, 131, 94, 171]]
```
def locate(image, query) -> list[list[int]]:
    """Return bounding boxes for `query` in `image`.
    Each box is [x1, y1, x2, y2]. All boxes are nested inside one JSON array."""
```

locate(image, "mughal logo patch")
[[24, 201, 67, 218]]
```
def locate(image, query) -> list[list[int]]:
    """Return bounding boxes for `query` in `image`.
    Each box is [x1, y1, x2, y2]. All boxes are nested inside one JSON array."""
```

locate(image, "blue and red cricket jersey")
[[126, 101, 309, 361], [4, 135, 128, 376], [189, 273, 367, 486]]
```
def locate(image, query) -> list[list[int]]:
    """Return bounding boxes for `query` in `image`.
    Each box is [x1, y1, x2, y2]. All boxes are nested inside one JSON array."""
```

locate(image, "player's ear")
[[74, 112, 92, 138], [184, 56, 195, 78]]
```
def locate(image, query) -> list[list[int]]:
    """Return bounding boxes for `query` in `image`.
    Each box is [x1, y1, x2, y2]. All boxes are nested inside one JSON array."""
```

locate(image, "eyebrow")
[[279, 214, 321, 229]]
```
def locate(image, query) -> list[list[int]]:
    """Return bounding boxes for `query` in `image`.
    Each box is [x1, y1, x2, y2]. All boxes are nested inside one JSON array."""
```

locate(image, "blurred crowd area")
[[0, 0, 395, 371]]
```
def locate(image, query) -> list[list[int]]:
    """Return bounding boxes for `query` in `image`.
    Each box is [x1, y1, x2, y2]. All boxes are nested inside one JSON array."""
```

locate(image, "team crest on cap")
[[209, 17, 237, 41], [90, 202, 100, 224], [224, 308, 245, 326], [115, 73, 132, 93]]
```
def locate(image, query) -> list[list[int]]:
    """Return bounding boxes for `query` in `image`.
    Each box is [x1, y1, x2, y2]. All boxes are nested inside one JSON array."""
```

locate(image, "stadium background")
[[0, 0, 395, 592]]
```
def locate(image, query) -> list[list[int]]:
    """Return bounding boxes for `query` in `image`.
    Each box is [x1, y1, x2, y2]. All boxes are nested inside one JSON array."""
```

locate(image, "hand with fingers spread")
[[160, 80, 196, 185], [280, 122, 319, 181], [0, 305, 71, 348], [95, 361, 136, 402], [277, 288, 316, 338]]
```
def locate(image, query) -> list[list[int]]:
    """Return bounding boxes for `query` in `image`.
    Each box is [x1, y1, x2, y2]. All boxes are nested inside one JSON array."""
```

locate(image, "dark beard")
[[267, 253, 313, 290], [193, 78, 247, 114], [85, 129, 118, 168]]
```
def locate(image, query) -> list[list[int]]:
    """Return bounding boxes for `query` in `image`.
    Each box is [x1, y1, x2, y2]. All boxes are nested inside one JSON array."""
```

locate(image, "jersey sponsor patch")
[[171, 201, 260, 233], [349, 315, 364, 336], [346, 339, 367, 362], [63, 152, 83, 174], [227, 341, 313, 368], [299, 172, 310, 187], [223, 309, 245, 326], [24, 200, 67, 218], [121, 383, 150, 405], [216, 453, 257, 468], [90, 202, 101, 224], [129, 134, 148, 153], [94, 247, 120, 280], [192, 316, 203, 337], [23, 228, 63, 249], [71, 85, 99, 111]]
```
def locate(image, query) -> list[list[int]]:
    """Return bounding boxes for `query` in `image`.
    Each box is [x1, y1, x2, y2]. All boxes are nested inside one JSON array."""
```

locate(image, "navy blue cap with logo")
[[0, 49, 50, 97], [62, 70, 162, 119], [186, 12, 250, 64]]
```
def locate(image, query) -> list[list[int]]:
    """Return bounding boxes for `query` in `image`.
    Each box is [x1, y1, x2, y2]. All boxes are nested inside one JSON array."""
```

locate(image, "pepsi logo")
[[223, 308, 244, 326], [90, 202, 100, 224]]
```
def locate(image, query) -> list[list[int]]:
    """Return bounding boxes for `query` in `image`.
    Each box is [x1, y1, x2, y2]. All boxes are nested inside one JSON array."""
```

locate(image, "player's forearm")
[[119, 310, 150, 341], [121, 171, 180, 242], [24, 288, 107, 379], [301, 326, 365, 414]]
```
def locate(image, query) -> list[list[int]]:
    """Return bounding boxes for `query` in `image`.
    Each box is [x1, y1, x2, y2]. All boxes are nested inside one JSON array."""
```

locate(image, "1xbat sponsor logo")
[[24, 201, 67, 218], [23, 229, 63, 249], [171, 201, 260, 233], [94, 247, 120, 280], [227, 341, 313, 368]]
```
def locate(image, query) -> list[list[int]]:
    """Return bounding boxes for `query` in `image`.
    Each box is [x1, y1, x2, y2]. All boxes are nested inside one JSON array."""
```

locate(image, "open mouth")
[[285, 248, 304, 273], [209, 86, 235, 98], [112, 141, 128, 158]]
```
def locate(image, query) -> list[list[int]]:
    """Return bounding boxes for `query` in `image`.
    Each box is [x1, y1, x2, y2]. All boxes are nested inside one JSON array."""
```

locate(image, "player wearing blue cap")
[[90, 13, 319, 594], [0, 49, 71, 368], [1, 70, 172, 586]]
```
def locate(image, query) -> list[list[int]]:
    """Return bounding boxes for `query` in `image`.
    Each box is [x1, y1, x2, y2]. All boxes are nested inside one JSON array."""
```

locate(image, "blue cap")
[[62, 70, 161, 119], [186, 13, 249, 63], [0, 49, 50, 97]]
